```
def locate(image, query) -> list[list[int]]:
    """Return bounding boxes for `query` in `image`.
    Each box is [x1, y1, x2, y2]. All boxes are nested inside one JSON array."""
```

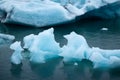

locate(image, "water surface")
[[0, 18, 120, 80]]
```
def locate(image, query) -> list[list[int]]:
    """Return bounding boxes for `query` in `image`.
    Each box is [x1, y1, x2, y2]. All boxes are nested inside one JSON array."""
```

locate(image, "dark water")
[[0, 18, 120, 80]]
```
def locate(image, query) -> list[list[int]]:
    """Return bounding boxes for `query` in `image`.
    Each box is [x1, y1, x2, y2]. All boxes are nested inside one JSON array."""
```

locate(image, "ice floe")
[[0, 33, 15, 45], [0, 0, 119, 27], [10, 28, 120, 68]]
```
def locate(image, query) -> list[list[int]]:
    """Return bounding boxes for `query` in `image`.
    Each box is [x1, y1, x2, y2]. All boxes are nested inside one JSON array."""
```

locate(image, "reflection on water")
[[63, 60, 93, 80], [9, 58, 120, 80], [30, 58, 61, 78], [0, 23, 8, 33], [10, 63, 23, 78], [0, 18, 120, 80]]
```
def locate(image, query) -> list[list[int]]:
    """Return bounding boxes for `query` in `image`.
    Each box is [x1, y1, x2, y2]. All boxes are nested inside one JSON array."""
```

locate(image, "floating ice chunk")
[[0, 33, 15, 45], [74, 62, 78, 66], [59, 32, 91, 62], [60, 32, 120, 68], [29, 28, 61, 55], [10, 28, 120, 67], [0, 0, 74, 27], [10, 41, 23, 64], [0, 0, 119, 27], [0, 33, 15, 41], [23, 28, 61, 63], [101, 28, 108, 31]]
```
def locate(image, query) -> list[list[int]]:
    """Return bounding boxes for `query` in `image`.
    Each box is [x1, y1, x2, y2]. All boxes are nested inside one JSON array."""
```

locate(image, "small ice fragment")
[[0, 33, 15, 40], [101, 28, 108, 31], [74, 62, 78, 66], [0, 33, 15, 45], [10, 41, 23, 64]]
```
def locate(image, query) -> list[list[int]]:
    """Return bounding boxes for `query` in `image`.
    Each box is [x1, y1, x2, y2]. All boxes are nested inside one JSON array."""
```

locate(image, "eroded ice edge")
[[0, 0, 120, 27], [10, 28, 120, 68]]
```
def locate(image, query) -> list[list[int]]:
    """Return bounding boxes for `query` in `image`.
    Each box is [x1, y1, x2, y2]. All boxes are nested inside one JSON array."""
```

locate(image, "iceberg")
[[23, 28, 61, 63], [59, 31, 120, 68], [0, 0, 119, 27], [0, 0, 74, 27], [10, 28, 120, 68], [59, 32, 91, 62], [10, 41, 23, 64]]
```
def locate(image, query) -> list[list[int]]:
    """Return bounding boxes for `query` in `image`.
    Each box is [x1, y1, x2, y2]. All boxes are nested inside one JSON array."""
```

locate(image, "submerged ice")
[[10, 28, 120, 68]]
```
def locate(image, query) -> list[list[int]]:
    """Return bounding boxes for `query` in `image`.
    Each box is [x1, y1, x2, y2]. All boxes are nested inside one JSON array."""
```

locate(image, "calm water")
[[0, 18, 120, 80]]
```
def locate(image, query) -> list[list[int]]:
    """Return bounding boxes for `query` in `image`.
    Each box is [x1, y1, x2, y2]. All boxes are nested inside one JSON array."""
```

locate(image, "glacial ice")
[[0, 33, 15, 40], [10, 28, 120, 68], [23, 28, 61, 63], [0, 33, 15, 45], [0, 0, 119, 27], [10, 41, 23, 64], [59, 32, 91, 62], [0, 0, 74, 27], [60, 32, 120, 68]]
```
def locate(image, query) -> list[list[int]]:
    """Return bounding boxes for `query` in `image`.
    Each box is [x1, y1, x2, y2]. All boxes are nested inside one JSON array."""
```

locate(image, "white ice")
[[0, 0, 74, 27], [59, 32, 91, 62], [10, 28, 120, 68], [0, 33, 15, 40], [0, 33, 15, 45], [101, 28, 108, 31], [60, 32, 120, 68], [0, 0, 119, 27], [23, 28, 61, 63], [10, 41, 23, 64]]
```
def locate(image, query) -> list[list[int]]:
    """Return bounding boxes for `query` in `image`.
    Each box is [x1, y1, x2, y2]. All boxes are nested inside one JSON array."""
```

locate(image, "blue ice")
[[10, 28, 120, 68]]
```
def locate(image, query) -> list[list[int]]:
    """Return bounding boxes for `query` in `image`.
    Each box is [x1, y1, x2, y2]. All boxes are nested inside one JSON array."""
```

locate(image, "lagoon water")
[[0, 18, 120, 80]]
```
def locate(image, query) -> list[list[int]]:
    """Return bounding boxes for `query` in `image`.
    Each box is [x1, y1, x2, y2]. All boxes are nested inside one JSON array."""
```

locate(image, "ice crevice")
[[10, 28, 120, 68]]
